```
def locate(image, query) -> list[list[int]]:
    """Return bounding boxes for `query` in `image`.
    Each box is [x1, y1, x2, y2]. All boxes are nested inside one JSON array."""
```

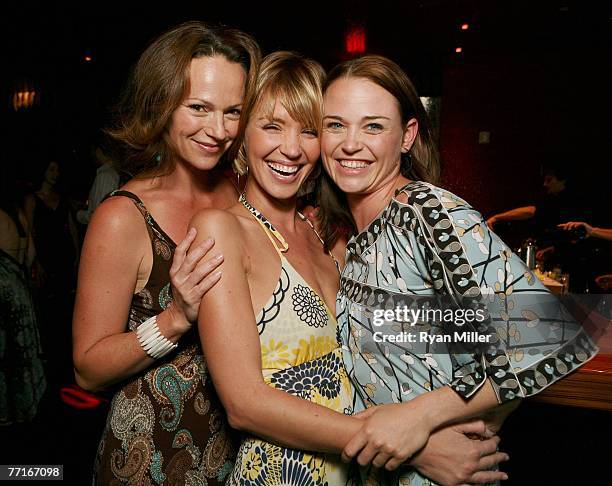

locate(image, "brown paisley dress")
[[93, 190, 237, 486]]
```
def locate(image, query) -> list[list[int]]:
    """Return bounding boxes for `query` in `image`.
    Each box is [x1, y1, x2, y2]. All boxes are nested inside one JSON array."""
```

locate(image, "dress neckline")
[[238, 193, 331, 257], [239, 193, 340, 319], [346, 180, 428, 259]]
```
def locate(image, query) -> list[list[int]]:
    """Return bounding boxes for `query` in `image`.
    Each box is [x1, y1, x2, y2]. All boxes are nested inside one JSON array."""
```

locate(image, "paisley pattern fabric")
[[338, 181, 598, 485], [230, 199, 356, 486], [93, 191, 237, 486]]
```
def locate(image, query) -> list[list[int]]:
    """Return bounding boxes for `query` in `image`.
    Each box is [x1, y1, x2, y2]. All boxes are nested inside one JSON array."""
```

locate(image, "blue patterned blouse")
[[337, 181, 598, 485]]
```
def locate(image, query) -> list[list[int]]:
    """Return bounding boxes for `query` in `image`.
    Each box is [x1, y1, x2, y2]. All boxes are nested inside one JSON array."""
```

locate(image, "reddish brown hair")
[[108, 21, 261, 177]]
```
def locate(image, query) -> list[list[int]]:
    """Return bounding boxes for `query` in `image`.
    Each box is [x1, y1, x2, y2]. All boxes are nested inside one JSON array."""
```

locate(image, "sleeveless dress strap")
[[239, 193, 288, 256], [239, 193, 339, 273], [105, 189, 148, 214], [105, 190, 176, 247], [297, 212, 341, 273]]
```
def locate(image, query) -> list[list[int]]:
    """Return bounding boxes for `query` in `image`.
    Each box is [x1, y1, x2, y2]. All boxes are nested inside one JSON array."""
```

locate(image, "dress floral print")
[[338, 181, 598, 485], [93, 191, 237, 486], [292, 284, 330, 328], [230, 197, 357, 486]]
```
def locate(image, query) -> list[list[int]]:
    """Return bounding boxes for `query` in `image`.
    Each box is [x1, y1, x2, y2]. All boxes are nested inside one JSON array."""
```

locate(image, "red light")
[[455, 47, 463, 53], [345, 27, 366, 54], [84, 55, 92, 62], [461, 23, 469, 30]]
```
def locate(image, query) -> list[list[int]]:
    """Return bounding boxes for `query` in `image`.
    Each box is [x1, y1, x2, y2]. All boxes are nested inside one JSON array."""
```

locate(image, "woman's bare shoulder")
[[190, 207, 246, 238], [85, 193, 149, 253]]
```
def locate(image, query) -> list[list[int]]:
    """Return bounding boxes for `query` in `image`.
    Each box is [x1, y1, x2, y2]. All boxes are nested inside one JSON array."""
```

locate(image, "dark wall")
[[438, 46, 611, 225], [440, 59, 544, 215], [3, 2, 610, 218]]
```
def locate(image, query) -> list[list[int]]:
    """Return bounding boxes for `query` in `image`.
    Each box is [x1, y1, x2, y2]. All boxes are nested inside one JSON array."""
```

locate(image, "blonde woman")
[[191, 51, 511, 486]]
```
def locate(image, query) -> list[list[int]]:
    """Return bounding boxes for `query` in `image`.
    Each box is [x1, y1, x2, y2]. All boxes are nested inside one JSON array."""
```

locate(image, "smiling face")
[[245, 99, 320, 201], [321, 76, 416, 196], [166, 55, 246, 171]]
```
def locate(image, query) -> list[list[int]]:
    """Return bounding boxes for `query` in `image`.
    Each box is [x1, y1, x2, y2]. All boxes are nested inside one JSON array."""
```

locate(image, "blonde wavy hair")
[[230, 51, 325, 175]]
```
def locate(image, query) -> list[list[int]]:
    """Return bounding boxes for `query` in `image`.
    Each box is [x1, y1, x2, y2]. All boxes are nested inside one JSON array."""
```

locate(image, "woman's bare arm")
[[72, 195, 227, 391], [72, 198, 189, 390], [194, 209, 362, 453], [343, 379, 509, 469]]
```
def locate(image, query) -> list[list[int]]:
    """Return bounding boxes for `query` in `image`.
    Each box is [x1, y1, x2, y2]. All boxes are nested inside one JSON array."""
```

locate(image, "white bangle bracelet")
[[136, 315, 178, 360]]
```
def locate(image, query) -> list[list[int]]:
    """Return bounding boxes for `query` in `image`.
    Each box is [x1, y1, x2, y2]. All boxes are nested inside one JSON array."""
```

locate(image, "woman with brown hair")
[[319, 55, 598, 485], [72, 21, 260, 484]]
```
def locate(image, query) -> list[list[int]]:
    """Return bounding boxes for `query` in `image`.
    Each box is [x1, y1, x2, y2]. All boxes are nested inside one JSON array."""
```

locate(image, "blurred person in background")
[[0, 199, 46, 426], [487, 163, 594, 290], [486, 164, 582, 242], [25, 158, 80, 288], [76, 144, 121, 225], [24, 158, 80, 386]]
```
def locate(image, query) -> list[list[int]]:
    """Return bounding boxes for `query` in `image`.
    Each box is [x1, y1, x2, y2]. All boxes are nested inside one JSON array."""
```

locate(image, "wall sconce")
[[12, 80, 39, 111]]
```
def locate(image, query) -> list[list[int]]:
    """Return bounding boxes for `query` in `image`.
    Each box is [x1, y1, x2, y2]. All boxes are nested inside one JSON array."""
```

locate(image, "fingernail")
[[214, 254, 224, 261], [502, 474, 509, 480], [213, 270, 222, 278], [189, 227, 196, 236], [504, 454, 510, 461]]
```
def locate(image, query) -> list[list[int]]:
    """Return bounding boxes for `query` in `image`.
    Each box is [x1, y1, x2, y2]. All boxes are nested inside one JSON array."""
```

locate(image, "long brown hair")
[[108, 21, 261, 178], [318, 55, 441, 249]]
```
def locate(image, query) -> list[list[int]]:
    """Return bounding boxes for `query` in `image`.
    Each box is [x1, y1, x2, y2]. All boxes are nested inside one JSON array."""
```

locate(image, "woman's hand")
[[410, 420, 509, 485], [342, 402, 435, 470], [168, 228, 223, 330], [558, 221, 593, 236]]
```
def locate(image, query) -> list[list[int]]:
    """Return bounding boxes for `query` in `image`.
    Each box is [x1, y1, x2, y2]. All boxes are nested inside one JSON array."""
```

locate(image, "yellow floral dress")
[[230, 196, 356, 486]]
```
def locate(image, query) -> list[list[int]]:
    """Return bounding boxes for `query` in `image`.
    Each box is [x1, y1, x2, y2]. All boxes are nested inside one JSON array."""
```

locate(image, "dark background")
[[1, 1, 610, 484], [3, 0, 611, 217]]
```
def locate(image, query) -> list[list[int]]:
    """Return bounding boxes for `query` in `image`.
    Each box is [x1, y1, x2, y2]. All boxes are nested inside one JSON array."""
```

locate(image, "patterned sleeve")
[[399, 182, 599, 403]]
